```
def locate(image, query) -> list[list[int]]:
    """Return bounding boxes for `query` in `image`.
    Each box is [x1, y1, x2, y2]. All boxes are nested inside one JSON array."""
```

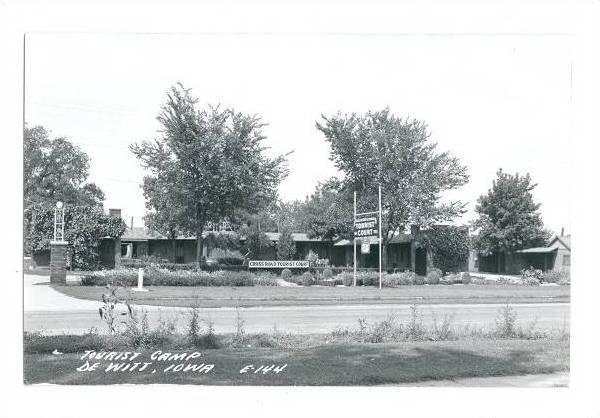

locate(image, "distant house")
[[476, 234, 571, 274], [515, 234, 571, 272]]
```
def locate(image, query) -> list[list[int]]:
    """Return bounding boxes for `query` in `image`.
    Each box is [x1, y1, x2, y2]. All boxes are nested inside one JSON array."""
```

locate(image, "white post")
[[378, 184, 382, 289], [353, 190, 357, 287], [134, 267, 147, 292]]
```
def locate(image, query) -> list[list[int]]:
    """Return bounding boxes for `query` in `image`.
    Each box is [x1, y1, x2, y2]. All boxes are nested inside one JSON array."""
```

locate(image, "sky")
[[25, 33, 573, 234]]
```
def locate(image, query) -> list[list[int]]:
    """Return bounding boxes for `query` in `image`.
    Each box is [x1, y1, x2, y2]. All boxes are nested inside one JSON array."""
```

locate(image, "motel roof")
[[516, 234, 571, 254], [122, 228, 324, 243]]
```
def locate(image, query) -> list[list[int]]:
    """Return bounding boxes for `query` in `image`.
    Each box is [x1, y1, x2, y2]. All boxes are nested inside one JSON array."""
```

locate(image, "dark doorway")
[[415, 247, 427, 276]]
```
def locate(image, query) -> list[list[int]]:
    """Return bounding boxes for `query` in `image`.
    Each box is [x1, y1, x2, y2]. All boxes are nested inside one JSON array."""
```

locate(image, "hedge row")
[[80, 268, 278, 287], [81, 267, 570, 288]]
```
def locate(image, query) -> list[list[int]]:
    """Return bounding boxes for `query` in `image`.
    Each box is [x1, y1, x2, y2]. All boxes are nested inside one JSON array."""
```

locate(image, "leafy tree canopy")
[[315, 109, 469, 244], [131, 83, 288, 264], [24, 125, 105, 208], [472, 169, 550, 254], [301, 179, 353, 241], [421, 225, 470, 273]]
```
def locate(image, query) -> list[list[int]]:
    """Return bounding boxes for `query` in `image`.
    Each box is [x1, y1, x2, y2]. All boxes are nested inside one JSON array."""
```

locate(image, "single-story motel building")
[[31, 208, 570, 275], [117, 226, 438, 275]]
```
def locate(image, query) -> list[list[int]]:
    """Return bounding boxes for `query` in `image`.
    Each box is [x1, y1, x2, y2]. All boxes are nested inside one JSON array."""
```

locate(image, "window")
[[562, 254, 571, 267]]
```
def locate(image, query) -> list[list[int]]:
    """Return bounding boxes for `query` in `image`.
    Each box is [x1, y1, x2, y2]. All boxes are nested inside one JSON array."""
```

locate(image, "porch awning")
[[516, 247, 557, 253]]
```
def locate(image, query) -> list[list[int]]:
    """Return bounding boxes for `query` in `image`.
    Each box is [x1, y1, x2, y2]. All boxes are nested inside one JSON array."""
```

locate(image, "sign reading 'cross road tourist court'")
[[248, 260, 310, 268], [354, 216, 378, 238]]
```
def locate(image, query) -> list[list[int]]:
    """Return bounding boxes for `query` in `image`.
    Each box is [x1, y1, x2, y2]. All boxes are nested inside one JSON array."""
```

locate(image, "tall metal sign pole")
[[353, 191, 357, 287], [353, 188, 382, 287], [378, 184, 382, 289]]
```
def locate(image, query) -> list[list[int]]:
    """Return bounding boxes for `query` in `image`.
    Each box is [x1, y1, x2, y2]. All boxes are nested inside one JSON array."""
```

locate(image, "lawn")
[[51, 283, 570, 308], [23, 338, 569, 385]]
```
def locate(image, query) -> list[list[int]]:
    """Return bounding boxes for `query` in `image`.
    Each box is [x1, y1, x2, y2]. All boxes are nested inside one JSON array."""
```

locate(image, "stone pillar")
[[50, 240, 68, 284]]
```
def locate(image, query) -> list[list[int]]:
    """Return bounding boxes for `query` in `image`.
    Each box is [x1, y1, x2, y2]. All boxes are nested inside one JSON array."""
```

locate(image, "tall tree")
[[24, 125, 107, 256], [142, 176, 186, 262], [302, 180, 353, 241], [315, 109, 469, 267], [472, 169, 550, 254], [276, 226, 296, 260], [24, 125, 105, 208], [131, 83, 288, 266]]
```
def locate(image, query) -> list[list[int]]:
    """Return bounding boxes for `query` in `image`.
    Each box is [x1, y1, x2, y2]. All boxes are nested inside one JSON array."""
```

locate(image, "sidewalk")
[[24, 274, 102, 311]]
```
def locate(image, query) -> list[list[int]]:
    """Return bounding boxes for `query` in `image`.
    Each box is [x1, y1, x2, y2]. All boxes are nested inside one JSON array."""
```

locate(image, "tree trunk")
[[171, 238, 177, 263], [382, 241, 389, 272]]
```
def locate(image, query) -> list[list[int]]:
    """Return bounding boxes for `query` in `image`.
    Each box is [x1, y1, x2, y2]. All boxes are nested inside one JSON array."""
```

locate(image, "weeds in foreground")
[[186, 307, 220, 349], [495, 301, 518, 337], [25, 302, 570, 354]]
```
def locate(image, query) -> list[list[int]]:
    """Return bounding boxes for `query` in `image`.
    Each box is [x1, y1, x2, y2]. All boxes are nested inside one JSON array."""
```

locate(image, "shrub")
[[340, 272, 353, 286], [460, 272, 471, 284], [209, 248, 245, 266], [425, 268, 442, 285], [413, 275, 425, 285], [420, 225, 470, 273], [280, 268, 292, 279], [521, 267, 542, 285], [301, 272, 314, 286], [382, 271, 415, 287], [357, 271, 379, 286], [80, 268, 281, 287], [543, 270, 569, 284], [322, 268, 333, 279]]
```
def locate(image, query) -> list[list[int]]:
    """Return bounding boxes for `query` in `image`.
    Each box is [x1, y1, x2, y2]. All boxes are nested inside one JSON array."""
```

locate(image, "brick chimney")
[[109, 208, 122, 218]]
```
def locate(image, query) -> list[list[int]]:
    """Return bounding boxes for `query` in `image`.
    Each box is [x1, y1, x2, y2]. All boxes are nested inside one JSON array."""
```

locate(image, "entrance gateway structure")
[[49, 201, 68, 284]]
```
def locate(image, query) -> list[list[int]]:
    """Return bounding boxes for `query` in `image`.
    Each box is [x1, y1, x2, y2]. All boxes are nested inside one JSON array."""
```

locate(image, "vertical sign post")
[[378, 184, 382, 289], [353, 188, 383, 288], [353, 191, 357, 287]]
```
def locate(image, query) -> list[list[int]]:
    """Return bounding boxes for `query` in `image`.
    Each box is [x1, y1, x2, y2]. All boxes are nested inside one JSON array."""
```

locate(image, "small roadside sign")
[[361, 240, 371, 254]]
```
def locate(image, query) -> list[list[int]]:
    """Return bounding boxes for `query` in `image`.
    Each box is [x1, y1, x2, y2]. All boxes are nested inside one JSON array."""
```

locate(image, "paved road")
[[23, 274, 570, 335], [25, 300, 570, 335]]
